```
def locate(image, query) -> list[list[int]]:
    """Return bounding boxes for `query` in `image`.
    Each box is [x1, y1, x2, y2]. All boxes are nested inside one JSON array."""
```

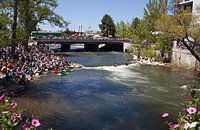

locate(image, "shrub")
[[162, 86, 200, 129], [0, 95, 41, 129]]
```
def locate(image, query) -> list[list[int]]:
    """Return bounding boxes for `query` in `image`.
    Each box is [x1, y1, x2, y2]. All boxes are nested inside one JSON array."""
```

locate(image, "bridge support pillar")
[[61, 44, 71, 52], [84, 44, 99, 51]]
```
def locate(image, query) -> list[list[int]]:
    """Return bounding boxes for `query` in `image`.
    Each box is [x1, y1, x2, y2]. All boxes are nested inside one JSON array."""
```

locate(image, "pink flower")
[[11, 101, 17, 109], [10, 115, 16, 122], [184, 120, 189, 123], [168, 122, 173, 127], [22, 124, 29, 130], [0, 95, 4, 101], [31, 119, 41, 127], [162, 113, 169, 117], [187, 107, 197, 114], [190, 122, 197, 128], [18, 113, 22, 121], [172, 124, 179, 128], [185, 96, 190, 99]]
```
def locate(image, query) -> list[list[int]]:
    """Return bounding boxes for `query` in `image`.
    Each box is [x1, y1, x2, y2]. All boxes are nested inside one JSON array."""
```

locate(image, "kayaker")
[[114, 63, 117, 67], [125, 61, 129, 66], [61, 67, 64, 74]]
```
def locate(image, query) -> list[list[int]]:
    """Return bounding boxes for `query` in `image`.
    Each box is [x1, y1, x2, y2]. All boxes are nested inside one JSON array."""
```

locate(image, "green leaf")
[[12, 122, 18, 127], [198, 111, 200, 115], [7, 120, 11, 126]]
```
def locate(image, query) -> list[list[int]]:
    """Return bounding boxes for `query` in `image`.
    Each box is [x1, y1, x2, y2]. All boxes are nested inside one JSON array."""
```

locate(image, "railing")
[[35, 38, 133, 43], [32, 36, 134, 43]]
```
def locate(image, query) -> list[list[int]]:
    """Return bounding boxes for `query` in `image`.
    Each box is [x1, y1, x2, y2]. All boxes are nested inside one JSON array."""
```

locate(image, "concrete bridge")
[[35, 39, 132, 52]]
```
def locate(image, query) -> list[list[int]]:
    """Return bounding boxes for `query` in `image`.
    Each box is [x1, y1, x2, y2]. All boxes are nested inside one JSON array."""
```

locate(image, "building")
[[179, 0, 200, 14], [171, 0, 200, 69], [31, 31, 62, 38]]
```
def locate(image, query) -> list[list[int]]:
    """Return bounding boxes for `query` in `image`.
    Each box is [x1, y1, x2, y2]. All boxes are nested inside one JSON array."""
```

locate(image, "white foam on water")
[[84, 63, 170, 94], [148, 85, 169, 92], [180, 85, 188, 90], [192, 89, 200, 91], [84, 63, 148, 86], [180, 85, 200, 91]]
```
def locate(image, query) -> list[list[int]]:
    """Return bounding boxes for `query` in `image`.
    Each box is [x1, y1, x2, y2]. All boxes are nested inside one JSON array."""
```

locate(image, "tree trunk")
[[11, 0, 18, 58], [183, 41, 200, 62], [24, 0, 30, 51], [137, 50, 141, 61], [161, 49, 165, 58]]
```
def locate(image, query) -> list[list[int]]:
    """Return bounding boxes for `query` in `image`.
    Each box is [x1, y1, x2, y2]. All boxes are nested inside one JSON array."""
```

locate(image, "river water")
[[12, 52, 198, 130]]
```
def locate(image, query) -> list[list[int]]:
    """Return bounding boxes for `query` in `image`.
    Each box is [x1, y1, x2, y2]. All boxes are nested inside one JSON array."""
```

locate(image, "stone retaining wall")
[[172, 48, 200, 69]]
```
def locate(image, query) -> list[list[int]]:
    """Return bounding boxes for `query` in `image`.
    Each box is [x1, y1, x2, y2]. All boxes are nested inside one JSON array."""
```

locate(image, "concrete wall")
[[172, 42, 200, 68], [123, 43, 132, 52], [193, 0, 200, 13]]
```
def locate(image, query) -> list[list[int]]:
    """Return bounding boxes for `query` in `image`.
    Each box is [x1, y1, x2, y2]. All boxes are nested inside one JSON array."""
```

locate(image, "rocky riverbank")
[[132, 54, 166, 66], [0, 80, 26, 97]]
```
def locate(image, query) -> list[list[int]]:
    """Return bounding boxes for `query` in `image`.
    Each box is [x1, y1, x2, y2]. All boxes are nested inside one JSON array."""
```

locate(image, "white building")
[[179, 0, 200, 14]]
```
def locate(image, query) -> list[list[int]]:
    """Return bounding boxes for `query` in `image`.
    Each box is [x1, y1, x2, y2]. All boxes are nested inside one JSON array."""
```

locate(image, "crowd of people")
[[33, 35, 134, 43], [0, 44, 74, 86]]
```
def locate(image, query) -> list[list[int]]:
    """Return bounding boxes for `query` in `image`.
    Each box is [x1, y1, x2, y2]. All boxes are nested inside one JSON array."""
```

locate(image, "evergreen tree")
[[115, 20, 128, 38], [99, 14, 116, 37], [128, 17, 140, 39], [143, 0, 168, 49], [133, 20, 146, 44]]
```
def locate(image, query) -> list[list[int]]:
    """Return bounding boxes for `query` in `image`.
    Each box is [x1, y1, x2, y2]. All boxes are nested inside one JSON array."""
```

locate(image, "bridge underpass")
[[60, 43, 123, 52], [36, 39, 130, 52]]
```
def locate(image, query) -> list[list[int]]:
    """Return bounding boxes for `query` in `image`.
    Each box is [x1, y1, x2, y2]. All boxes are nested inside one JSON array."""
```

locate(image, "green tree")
[[143, 0, 168, 49], [169, 0, 182, 14], [127, 17, 146, 43], [99, 14, 116, 37], [0, 0, 69, 52], [18, 0, 69, 50], [157, 8, 200, 62], [156, 14, 174, 61], [115, 20, 127, 38], [156, 35, 170, 58], [0, 0, 12, 47], [0, 10, 11, 47], [127, 17, 139, 39], [128, 19, 147, 60]]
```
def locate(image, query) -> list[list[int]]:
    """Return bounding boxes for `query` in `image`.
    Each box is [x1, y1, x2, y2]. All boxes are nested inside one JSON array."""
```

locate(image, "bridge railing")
[[33, 36, 134, 43]]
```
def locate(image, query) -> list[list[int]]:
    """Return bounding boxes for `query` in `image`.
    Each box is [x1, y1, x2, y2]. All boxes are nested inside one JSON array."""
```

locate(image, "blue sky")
[[39, 0, 148, 32]]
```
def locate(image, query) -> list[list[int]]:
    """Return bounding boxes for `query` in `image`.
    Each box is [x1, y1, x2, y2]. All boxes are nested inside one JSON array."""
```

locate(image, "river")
[[12, 52, 198, 130]]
